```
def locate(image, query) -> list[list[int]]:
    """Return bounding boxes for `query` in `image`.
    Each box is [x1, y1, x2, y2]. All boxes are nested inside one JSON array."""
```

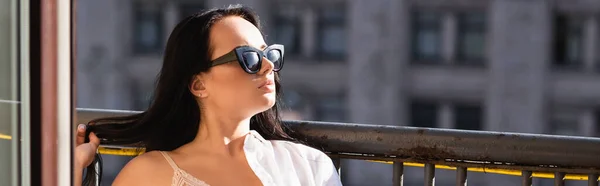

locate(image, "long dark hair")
[[82, 5, 297, 185]]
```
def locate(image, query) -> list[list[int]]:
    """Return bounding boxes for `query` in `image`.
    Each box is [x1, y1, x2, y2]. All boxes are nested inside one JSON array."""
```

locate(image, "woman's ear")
[[190, 75, 208, 98]]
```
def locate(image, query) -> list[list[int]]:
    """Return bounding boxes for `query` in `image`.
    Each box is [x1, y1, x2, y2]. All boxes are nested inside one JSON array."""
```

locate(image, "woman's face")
[[198, 16, 277, 117]]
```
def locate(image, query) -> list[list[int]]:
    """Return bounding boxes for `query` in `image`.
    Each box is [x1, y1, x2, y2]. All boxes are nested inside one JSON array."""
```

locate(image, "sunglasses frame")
[[211, 44, 285, 74]]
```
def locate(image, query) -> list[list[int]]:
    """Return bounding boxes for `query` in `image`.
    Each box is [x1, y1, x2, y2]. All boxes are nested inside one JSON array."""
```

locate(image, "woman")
[[74, 4, 342, 186]]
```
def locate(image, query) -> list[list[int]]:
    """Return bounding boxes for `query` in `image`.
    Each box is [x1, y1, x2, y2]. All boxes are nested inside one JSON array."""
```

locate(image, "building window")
[[314, 95, 346, 122], [179, 3, 205, 20], [550, 108, 580, 136], [595, 108, 600, 137], [130, 81, 152, 111], [316, 5, 346, 59], [133, 2, 164, 54], [410, 100, 438, 128], [454, 104, 483, 130], [411, 11, 442, 63], [281, 90, 310, 120], [553, 14, 584, 69], [271, 6, 302, 55], [456, 12, 486, 64]]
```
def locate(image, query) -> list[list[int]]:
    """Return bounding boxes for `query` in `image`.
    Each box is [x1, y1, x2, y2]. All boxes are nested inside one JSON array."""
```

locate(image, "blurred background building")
[[74, 0, 600, 185]]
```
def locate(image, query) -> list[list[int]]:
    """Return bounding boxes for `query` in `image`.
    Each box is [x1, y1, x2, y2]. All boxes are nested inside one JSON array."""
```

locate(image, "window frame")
[[552, 13, 585, 70], [313, 94, 347, 123], [455, 12, 487, 65], [409, 99, 439, 128], [271, 9, 302, 56], [177, 1, 205, 21], [315, 4, 347, 60], [410, 10, 443, 64], [453, 103, 483, 131], [131, 1, 165, 55]]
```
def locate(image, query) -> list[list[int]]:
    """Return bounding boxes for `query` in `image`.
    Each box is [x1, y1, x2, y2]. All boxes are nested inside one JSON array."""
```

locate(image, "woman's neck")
[[186, 112, 252, 157]]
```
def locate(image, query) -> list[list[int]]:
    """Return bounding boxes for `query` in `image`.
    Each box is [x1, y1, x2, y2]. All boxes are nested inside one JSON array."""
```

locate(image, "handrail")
[[75, 108, 600, 170], [287, 120, 600, 173], [74, 108, 600, 184], [1, 108, 598, 183]]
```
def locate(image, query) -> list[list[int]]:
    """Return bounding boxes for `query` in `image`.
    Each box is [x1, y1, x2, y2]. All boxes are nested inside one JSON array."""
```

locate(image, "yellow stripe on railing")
[[96, 145, 594, 181], [0, 133, 12, 140], [98, 146, 144, 156], [0, 133, 596, 181], [368, 160, 592, 180]]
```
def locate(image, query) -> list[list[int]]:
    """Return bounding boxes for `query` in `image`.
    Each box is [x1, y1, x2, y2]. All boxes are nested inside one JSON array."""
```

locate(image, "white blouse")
[[160, 130, 344, 186], [243, 130, 343, 186]]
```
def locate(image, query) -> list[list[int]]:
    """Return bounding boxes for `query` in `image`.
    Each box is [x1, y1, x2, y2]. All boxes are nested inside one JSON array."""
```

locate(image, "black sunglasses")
[[211, 44, 285, 74]]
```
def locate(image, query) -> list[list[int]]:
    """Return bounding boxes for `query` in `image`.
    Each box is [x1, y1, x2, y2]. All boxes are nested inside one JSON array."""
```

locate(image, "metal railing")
[[77, 108, 600, 186]]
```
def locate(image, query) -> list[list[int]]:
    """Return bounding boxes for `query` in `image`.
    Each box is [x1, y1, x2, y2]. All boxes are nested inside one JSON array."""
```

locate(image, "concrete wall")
[[76, 0, 134, 110], [74, 0, 600, 185], [345, 0, 410, 185], [485, 1, 552, 185]]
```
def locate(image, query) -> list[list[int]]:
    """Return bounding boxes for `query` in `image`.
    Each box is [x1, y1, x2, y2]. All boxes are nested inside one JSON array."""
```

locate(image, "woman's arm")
[[74, 168, 82, 186]]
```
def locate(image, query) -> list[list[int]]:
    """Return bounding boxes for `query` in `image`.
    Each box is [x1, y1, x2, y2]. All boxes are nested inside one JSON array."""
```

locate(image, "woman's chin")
[[264, 96, 276, 108], [249, 93, 276, 111]]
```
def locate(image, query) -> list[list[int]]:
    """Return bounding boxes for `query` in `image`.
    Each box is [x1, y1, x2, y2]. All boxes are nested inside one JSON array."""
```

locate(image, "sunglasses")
[[211, 44, 285, 74]]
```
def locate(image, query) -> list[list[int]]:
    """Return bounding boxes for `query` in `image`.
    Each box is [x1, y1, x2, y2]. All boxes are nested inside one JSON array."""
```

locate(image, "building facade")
[[76, 0, 600, 185]]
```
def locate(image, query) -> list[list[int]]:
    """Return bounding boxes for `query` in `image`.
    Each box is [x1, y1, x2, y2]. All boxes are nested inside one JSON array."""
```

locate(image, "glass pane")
[[595, 109, 600, 137], [272, 4, 301, 55], [317, 6, 346, 58], [412, 11, 441, 61], [460, 32, 485, 60], [566, 33, 582, 63], [179, 3, 204, 20], [553, 15, 584, 67], [457, 13, 486, 62], [274, 21, 300, 54], [133, 2, 164, 54], [281, 90, 308, 120], [410, 100, 438, 128], [417, 30, 440, 58], [454, 104, 483, 130], [321, 7, 344, 22], [320, 27, 346, 56], [0, 0, 19, 185], [550, 108, 581, 136], [314, 95, 347, 122]]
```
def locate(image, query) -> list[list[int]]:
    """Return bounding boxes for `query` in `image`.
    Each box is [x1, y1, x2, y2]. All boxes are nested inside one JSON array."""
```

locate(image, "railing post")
[[522, 171, 532, 186], [94, 160, 100, 186], [425, 163, 435, 186], [456, 167, 467, 186], [554, 172, 565, 186], [393, 161, 404, 186], [589, 173, 599, 186], [332, 157, 341, 180]]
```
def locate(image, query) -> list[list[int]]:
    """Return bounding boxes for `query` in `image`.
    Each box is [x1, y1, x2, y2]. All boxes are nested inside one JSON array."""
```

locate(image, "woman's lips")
[[258, 79, 275, 92]]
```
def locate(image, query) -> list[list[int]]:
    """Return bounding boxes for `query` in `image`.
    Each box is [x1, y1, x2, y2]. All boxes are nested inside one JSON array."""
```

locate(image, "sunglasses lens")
[[267, 49, 283, 70], [242, 52, 261, 72]]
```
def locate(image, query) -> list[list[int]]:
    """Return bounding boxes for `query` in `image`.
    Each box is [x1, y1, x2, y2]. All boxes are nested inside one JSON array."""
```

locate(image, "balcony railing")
[[76, 108, 600, 186]]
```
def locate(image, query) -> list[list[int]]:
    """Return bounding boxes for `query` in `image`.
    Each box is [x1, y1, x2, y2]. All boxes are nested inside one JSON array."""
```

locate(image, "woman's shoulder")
[[112, 151, 173, 185], [123, 150, 169, 167]]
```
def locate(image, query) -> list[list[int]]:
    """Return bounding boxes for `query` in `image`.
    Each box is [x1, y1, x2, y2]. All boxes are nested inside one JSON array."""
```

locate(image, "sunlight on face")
[[203, 16, 277, 117]]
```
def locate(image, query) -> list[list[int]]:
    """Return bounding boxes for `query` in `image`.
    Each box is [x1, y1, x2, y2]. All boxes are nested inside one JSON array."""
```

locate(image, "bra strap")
[[159, 151, 180, 171]]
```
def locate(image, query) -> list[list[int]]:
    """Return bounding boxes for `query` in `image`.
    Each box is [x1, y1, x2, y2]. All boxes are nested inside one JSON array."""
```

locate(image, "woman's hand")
[[75, 124, 100, 170]]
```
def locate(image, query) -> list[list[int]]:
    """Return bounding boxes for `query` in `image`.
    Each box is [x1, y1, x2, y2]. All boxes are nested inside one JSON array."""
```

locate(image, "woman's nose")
[[258, 56, 274, 75]]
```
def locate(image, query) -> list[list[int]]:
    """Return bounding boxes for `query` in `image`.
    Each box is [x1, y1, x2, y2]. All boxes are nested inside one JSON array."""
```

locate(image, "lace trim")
[[160, 151, 211, 186], [172, 169, 211, 186]]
